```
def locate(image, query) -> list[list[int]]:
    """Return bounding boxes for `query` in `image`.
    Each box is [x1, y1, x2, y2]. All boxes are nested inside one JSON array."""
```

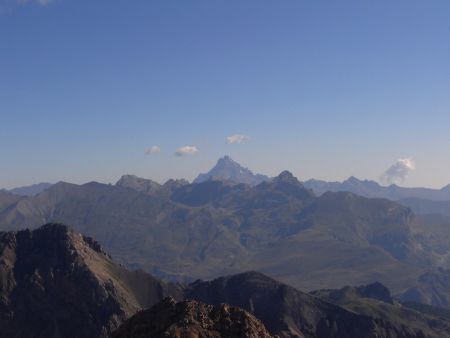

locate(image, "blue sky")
[[1, 0, 450, 188]]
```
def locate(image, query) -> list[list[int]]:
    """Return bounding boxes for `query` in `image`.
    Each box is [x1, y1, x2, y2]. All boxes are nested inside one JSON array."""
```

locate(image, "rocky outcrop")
[[110, 297, 275, 338]]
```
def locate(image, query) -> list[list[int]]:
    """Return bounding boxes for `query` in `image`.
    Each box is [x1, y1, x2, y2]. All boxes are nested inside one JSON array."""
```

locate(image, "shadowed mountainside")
[[0, 224, 182, 338]]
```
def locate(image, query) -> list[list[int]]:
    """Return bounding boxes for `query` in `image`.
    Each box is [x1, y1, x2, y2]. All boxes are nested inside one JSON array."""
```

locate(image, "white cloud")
[[145, 146, 161, 155], [226, 134, 250, 144], [381, 158, 416, 184], [175, 145, 199, 157]]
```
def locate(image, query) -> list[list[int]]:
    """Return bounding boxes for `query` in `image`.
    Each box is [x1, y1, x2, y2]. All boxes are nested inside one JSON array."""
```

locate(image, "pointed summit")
[[269, 171, 315, 199], [194, 156, 270, 186], [345, 176, 361, 184], [217, 155, 235, 164], [273, 170, 298, 183]]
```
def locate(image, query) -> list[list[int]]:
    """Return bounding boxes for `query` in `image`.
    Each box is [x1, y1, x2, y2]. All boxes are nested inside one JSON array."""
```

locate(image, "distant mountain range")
[[5, 156, 450, 206], [304, 176, 450, 201], [2, 224, 449, 338], [2, 156, 450, 313], [194, 156, 450, 204], [1, 168, 449, 297], [302, 177, 450, 217]]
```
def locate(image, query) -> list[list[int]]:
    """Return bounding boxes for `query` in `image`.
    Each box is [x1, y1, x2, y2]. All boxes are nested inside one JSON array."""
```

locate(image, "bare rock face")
[[111, 297, 275, 338], [0, 224, 182, 338]]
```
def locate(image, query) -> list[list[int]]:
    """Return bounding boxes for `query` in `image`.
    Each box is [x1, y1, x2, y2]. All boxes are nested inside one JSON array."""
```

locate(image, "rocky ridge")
[[111, 297, 275, 338]]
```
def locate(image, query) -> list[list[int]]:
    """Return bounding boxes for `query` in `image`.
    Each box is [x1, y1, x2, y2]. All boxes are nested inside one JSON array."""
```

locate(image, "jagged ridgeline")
[[1, 224, 450, 338], [1, 157, 450, 306]]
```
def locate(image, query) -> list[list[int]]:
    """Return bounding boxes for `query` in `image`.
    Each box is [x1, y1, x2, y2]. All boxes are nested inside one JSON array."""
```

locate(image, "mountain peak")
[[218, 154, 234, 163], [266, 171, 315, 200], [344, 176, 363, 184], [274, 170, 297, 183], [194, 156, 270, 186], [217, 155, 243, 167]]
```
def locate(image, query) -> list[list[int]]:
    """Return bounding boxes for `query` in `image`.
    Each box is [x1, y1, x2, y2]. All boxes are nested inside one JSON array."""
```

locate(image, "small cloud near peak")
[[175, 145, 199, 157], [380, 158, 415, 184], [226, 134, 250, 144], [145, 146, 161, 155]]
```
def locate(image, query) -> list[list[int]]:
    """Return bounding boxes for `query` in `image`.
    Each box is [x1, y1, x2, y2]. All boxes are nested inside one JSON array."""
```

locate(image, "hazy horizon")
[[3, 154, 450, 191], [2, 0, 450, 189]]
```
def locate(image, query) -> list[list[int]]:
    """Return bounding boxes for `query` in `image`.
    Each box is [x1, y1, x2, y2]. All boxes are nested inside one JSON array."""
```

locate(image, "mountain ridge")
[[0, 171, 444, 295], [8, 182, 53, 197]]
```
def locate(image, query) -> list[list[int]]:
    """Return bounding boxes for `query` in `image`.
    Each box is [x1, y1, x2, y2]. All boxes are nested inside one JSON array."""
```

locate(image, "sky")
[[1, 0, 450, 189]]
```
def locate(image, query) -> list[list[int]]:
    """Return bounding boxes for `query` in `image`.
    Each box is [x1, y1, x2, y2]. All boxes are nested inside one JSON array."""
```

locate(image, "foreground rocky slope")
[[1, 224, 450, 338], [0, 224, 181, 338], [111, 297, 275, 338]]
